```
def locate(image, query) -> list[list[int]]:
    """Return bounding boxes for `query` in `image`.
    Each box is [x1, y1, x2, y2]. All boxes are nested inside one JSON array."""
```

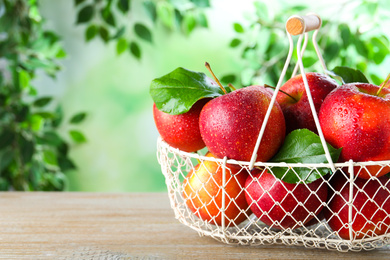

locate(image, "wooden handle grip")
[[286, 14, 321, 35]]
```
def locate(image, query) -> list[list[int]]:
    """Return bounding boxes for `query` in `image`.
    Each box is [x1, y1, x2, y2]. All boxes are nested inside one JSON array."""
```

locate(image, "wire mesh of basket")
[[156, 14, 390, 252]]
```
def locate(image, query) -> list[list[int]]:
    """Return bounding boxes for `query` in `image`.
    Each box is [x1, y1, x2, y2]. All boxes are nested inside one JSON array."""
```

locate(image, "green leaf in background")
[[56, 48, 67, 58], [233, 23, 244, 33], [324, 42, 340, 62], [0, 148, 13, 172], [143, 1, 157, 22], [38, 131, 63, 147], [370, 36, 390, 65], [254, 2, 268, 21], [220, 74, 236, 85], [69, 130, 87, 143], [99, 26, 110, 43], [0, 178, 9, 191], [270, 129, 341, 184], [156, 1, 175, 29], [19, 134, 35, 164], [116, 38, 128, 55], [52, 106, 64, 128], [190, 0, 210, 8], [85, 25, 98, 41], [19, 69, 30, 89], [175, 9, 183, 28], [33, 97, 52, 107], [353, 36, 369, 57], [182, 12, 196, 35], [134, 23, 153, 43], [302, 56, 317, 68], [74, 0, 87, 6], [112, 26, 126, 39], [43, 149, 58, 166], [229, 38, 241, 48], [329, 66, 369, 84], [29, 114, 44, 131], [76, 5, 94, 24], [15, 105, 29, 122], [117, 0, 130, 14], [58, 156, 77, 172], [0, 129, 15, 148], [70, 112, 87, 124], [33, 112, 55, 119], [150, 67, 224, 115], [197, 12, 208, 28], [339, 23, 351, 48], [100, 9, 116, 27], [28, 5, 41, 22], [129, 41, 141, 59]]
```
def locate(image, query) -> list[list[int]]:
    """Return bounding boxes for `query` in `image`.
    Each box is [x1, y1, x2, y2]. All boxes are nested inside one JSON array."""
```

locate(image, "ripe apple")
[[276, 72, 338, 134], [245, 169, 328, 229], [319, 83, 390, 178], [182, 152, 251, 226], [153, 99, 209, 152], [324, 172, 390, 240], [199, 85, 286, 162]]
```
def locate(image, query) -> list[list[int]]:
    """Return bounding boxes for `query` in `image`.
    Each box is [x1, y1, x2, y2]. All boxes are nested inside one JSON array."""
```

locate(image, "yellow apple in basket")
[[183, 152, 251, 227]]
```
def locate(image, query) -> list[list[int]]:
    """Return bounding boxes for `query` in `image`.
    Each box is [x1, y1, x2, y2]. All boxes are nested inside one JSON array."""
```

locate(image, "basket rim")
[[158, 137, 390, 168]]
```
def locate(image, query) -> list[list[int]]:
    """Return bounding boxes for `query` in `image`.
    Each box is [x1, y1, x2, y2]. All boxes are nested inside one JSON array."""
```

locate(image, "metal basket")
[[156, 14, 390, 252]]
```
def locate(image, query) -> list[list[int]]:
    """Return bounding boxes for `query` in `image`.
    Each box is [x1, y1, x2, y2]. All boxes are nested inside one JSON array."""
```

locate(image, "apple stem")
[[228, 83, 237, 91], [264, 84, 298, 102], [377, 73, 390, 96], [205, 62, 227, 94]]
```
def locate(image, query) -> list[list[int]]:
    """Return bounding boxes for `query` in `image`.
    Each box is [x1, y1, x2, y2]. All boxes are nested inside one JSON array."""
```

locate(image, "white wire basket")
[[156, 14, 390, 252]]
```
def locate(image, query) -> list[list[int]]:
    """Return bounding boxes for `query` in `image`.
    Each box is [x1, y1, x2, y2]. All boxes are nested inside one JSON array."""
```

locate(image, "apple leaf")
[[270, 129, 341, 184], [150, 67, 225, 115], [328, 66, 369, 84]]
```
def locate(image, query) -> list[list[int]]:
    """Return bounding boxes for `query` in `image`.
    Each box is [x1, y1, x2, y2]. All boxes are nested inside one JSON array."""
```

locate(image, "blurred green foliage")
[[0, 0, 87, 190], [74, 0, 211, 59], [226, 0, 390, 87], [74, 0, 390, 86]]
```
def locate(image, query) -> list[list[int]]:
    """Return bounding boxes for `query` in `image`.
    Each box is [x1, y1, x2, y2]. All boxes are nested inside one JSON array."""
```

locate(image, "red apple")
[[245, 169, 328, 229], [199, 85, 286, 162], [182, 152, 251, 226], [276, 72, 338, 134], [319, 83, 390, 178], [324, 172, 390, 240], [153, 99, 209, 152]]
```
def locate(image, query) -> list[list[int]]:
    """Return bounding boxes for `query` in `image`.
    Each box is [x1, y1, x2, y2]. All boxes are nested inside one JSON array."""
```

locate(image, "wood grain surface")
[[0, 192, 389, 259]]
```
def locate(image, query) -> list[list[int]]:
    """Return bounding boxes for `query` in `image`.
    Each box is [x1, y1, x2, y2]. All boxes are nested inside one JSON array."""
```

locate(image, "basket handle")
[[249, 13, 336, 173], [286, 14, 321, 35]]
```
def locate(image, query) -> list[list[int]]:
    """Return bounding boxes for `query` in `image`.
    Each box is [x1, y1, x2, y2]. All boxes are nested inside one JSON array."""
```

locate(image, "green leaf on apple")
[[328, 66, 369, 84], [270, 129, 341, 184], [150, 67, 225, 115]]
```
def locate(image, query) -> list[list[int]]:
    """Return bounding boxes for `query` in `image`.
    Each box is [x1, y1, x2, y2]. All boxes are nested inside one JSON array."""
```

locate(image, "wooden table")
[[0, 192, 389, 259]]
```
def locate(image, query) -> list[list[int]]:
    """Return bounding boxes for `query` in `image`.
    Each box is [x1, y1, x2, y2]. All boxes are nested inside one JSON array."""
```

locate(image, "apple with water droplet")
[[276, 72, 338, 134], [153, 99, 209, 152], [319, 82, 390, 178], [324, 172, 390, 240], [245, 168, 328, 229], [182, 152, 251, 226], [199, 85, 286, 162]]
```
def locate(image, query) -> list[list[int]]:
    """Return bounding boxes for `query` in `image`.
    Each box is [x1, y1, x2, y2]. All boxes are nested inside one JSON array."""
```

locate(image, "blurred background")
[[0, 0, 389, 191]]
